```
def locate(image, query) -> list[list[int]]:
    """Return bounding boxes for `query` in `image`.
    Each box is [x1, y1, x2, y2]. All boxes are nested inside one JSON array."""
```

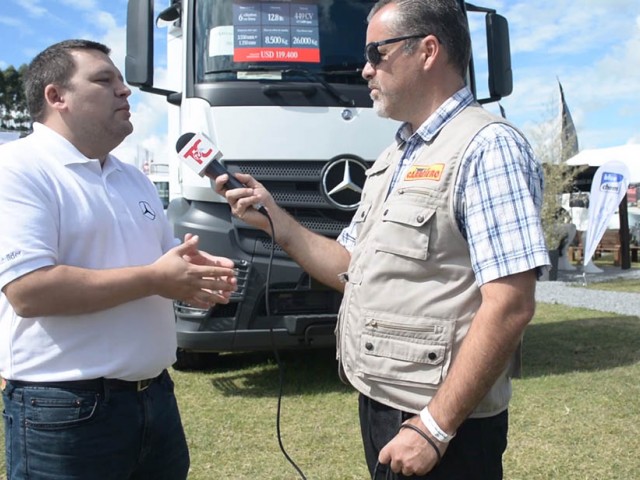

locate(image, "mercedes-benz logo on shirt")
[[321, 156, 368, 211], [139, 201, 157, 220]]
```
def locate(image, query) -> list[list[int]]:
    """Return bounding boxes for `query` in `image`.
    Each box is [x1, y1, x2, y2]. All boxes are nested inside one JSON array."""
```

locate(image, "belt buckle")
[[137, 378, 152, 392]]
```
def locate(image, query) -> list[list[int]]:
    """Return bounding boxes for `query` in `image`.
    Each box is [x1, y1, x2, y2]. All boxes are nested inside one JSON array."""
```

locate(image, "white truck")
[[125, 0, 512, 368]]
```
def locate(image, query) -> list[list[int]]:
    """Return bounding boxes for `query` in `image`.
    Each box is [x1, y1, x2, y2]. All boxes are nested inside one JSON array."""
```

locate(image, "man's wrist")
[[419, 406, 456, 443]]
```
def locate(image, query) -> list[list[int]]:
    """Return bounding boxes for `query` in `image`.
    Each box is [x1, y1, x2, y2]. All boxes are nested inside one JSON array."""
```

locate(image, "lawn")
[[580, 278, 640, 293], [1, 301, 639, 479]]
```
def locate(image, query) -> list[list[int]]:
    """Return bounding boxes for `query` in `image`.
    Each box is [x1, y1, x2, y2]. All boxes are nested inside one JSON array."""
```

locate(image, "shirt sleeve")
[[336, 221, 358, 252], [0, 163, 58, 290], [454, 123, 551, 286]]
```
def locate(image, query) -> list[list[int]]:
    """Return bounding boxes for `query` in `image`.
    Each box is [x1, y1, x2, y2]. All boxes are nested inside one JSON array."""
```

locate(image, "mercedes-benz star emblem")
[[321, 157, 368, 211], [139, 201, 157, 220]]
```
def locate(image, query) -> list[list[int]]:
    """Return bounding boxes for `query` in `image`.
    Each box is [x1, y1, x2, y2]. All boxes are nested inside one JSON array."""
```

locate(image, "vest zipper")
[[396, 186, 434, 196], [365, 318, 439, 333]]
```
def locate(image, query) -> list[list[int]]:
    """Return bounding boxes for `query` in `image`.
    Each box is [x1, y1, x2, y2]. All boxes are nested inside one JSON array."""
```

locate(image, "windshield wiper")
[[320, 69, 364, 77], [283, 68, 355, 107], [204, 66, 356, 107], [320, 64, 364, 76], [205, 66, 280, 75]]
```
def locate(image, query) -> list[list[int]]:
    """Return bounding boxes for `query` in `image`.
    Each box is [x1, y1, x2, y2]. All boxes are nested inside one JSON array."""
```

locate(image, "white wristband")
[[419, 406, 455, 443]]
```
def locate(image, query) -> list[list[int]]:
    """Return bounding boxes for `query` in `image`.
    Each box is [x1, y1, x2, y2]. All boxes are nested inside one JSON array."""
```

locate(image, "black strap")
[[371, 423, 443, 479], [398, 423, 442, 465]]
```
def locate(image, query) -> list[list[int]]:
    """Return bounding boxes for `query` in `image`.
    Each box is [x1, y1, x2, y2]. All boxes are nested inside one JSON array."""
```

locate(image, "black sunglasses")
[[364, 34, 427, 66]]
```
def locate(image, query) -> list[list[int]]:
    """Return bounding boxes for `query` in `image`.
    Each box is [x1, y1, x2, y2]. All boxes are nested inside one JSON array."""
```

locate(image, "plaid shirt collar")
[[395, 86, 475, 146]]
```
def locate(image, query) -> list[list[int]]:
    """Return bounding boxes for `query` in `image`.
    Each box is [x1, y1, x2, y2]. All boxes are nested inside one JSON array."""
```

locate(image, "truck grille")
[[173, 259, 250, 318], [225, 159, 368, 238], [227, 161, 323, 179]]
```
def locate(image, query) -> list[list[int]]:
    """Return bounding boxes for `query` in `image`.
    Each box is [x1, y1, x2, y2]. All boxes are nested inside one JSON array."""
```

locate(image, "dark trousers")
[[360, 394, 508, 480], [2, 370, 189, 480]]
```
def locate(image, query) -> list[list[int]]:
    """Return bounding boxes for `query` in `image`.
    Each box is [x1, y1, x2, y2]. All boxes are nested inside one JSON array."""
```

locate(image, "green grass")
[[508, 303, 640, 479], [172, 350, 367, 479], [567, 256, 639, 292], [1, 301, 639, 479], [580, 278, 640, 292]]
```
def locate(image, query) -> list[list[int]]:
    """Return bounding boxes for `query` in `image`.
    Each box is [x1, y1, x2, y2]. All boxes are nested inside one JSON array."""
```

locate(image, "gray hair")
[[368, 0, 471, 77]]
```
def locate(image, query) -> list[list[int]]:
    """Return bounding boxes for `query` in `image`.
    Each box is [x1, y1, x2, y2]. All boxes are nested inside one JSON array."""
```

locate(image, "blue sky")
[[1, 0, 639, 165]]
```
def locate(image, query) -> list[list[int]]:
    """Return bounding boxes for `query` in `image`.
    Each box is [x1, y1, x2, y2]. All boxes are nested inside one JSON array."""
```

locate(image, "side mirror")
[[125, 0, 154, 88], [485, 13, 512, 100]]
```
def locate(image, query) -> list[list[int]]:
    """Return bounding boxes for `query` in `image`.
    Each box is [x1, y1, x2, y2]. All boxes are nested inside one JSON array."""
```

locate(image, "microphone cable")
[[372, 460, 392, 480], [221, 187, 306, 478], [263, 210, 308, 480], [264, 212, 274, 318]]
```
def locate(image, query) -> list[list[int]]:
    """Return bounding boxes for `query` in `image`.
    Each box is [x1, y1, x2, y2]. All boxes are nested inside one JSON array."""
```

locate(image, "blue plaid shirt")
[[337, 87, 549, 286]]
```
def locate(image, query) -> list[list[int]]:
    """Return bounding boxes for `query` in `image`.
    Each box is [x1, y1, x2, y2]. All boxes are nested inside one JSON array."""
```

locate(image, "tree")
[[0, 64, 31, 133]]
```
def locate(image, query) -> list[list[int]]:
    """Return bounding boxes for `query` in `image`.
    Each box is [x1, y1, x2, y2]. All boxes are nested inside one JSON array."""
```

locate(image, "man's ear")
[[43, 84, 67, 113], [421, 35, 440, 70]]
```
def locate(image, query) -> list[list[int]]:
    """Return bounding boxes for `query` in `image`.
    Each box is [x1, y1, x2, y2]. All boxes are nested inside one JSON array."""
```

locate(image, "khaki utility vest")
[[337, 103, 514, 417]]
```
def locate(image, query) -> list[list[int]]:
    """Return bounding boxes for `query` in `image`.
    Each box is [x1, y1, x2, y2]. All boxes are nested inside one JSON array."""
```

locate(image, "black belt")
[[5, 370, 166, 393]]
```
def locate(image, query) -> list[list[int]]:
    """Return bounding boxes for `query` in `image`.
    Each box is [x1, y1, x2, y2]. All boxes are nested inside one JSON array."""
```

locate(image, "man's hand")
[[214, 172, 351, 293], [151, 235, 237, 308], [378, 415, 448, 477], [3, 236, 237, 317], [213, 172, 273, 230], [181, 233, 235, 268]]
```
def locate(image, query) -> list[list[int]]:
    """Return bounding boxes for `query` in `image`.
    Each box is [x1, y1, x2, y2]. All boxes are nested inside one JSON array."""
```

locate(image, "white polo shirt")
[[0, 124, 179, 381]]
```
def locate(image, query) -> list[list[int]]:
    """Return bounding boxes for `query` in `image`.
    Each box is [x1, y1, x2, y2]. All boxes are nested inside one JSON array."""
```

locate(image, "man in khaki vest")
[[215, 0, 549, 477]]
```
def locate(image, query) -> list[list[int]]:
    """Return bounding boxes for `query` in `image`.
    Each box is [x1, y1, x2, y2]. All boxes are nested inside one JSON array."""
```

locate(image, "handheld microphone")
[[178, 133, 289, 475], [175, 132, 267, 216]]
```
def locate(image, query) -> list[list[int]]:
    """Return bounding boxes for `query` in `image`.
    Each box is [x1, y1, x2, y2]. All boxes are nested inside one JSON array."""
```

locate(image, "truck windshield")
[[195, 0, 374, 85]]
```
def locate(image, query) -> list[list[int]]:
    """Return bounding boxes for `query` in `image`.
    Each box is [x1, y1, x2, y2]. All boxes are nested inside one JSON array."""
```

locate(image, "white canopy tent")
[[566, 144, 640, 183]]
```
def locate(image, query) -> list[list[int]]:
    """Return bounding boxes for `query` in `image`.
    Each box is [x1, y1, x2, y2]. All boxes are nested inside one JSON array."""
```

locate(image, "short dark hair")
[[24, 39, 111, 122], [368, 0, 471, 77]]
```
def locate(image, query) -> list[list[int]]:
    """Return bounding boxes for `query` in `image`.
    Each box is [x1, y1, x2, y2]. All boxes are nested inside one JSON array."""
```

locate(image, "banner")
[[583, 161, 630, 267], [558, 80, 579, 161]]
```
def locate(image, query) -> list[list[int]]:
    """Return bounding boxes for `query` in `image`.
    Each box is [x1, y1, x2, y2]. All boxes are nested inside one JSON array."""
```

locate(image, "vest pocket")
[[374, 203, 435, 260], [356, 313, 452, 387], [352, 201, 372, 224]]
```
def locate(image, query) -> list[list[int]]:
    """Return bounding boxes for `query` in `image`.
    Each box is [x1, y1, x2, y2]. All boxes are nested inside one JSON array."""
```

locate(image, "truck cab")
[[125, 0, 512, 368]]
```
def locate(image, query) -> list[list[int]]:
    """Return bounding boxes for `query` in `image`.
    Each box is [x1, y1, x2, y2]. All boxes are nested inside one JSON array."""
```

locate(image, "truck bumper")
[[168, 199, 341, 354], [176, 314, 337, 352]]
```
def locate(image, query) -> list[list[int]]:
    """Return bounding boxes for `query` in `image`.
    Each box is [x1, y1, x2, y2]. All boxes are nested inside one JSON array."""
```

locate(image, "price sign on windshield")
[[233, 1, 320, 63]]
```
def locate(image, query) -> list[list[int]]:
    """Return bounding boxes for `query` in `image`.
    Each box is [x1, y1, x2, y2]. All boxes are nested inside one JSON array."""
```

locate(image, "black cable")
[[271, 329, 307, 480], [264, 212, 275, 317], [230, 208, 275, 350], [372, 460, 392, 480], [398, 423, 442, 464], [264, 211, 307, 480], [372, 423, 442, 479]]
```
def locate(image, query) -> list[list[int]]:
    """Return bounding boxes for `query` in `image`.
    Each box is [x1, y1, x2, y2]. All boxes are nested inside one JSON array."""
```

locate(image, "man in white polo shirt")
[[0, 39, 237, 479]]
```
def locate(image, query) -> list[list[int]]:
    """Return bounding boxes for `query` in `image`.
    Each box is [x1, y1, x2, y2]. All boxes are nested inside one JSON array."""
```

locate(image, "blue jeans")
[[2, 370, 189, 480]]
